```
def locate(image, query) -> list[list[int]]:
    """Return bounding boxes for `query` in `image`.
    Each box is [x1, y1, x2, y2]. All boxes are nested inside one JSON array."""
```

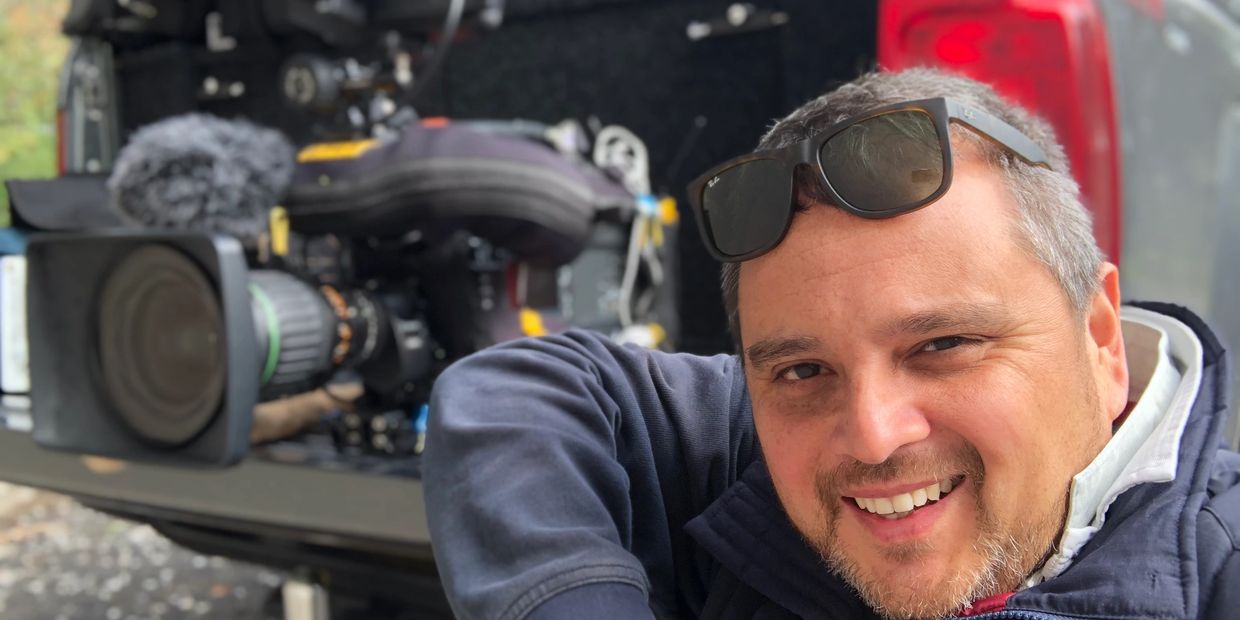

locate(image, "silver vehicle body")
[[1100, 0, 1240, 447]]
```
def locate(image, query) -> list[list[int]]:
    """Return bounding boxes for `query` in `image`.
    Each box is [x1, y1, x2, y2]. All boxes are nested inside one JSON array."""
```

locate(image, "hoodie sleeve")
[[423, 329, 755, 620]]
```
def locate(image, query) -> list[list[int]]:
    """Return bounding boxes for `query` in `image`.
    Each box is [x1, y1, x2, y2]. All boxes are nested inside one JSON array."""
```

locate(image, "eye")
[[777, 363, 823, 382], [918, 336, 977, 353]]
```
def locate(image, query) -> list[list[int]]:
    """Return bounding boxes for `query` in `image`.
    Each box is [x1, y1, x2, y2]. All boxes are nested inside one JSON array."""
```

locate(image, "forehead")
[[737, 161, 1045, 334]]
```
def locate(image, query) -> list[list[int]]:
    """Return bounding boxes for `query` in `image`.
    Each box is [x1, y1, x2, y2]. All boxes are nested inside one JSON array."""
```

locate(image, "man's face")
[[738, 158, 1128, 619]]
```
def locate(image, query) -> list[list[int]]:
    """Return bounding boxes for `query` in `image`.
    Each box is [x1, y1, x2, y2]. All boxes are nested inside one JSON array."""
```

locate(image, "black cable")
[[407, 0, 466, 104], [661, 115, 708, 194]]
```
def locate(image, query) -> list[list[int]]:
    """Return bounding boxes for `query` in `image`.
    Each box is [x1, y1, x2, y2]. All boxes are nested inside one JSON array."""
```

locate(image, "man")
[[423, 69, 1240, 619]]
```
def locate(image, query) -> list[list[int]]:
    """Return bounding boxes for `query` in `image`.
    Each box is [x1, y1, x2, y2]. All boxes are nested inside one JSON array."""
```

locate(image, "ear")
[[1086, 262, 1129, 423]]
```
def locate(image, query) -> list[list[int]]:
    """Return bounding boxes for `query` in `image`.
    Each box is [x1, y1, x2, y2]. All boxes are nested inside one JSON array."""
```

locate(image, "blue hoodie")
[[424, 302, 1240, 619]]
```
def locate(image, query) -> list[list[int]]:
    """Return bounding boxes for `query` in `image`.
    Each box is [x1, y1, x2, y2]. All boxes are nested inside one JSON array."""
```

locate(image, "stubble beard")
[[805, 446, 1063, 620]]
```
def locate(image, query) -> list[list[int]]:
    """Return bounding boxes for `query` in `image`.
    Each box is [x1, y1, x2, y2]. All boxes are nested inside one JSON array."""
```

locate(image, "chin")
[[824, 539, 983, 620], [816, 499, 1030, 619]]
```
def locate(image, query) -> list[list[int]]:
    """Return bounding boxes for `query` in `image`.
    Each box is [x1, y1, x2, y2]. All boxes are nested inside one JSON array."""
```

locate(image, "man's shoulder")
[[1196, 448, 1240, 619], [1202, 448, 1240, 549]]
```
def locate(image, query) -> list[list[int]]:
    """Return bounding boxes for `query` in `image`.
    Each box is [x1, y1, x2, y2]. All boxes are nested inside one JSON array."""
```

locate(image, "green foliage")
[[0, 0, 70, 226]]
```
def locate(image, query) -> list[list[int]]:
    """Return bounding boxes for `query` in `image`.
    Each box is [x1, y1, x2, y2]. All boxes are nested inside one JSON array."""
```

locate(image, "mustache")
[[815, 443, 986, 506]]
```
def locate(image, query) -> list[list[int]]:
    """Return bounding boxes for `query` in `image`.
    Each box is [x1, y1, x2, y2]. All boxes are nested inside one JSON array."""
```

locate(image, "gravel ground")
[[0, 482, 287, 620]]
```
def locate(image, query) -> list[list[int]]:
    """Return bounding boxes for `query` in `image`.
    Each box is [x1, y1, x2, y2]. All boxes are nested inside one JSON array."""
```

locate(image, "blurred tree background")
[[0, 0, 70, 225]]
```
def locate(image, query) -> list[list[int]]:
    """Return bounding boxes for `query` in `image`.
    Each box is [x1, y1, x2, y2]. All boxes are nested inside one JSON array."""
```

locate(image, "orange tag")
[[81, 456, 127, 474]]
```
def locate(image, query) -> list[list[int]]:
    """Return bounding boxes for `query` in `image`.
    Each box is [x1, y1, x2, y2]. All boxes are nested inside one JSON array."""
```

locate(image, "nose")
[[833, 369, 931, 464]]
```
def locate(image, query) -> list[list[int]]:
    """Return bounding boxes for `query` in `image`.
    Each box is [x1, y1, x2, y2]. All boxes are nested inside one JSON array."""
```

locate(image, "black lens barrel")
[[247, 270, 389, 400]]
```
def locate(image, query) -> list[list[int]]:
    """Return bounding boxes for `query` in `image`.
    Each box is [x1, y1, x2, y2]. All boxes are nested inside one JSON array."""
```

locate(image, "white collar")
[[1024, 306, 1204, 586]]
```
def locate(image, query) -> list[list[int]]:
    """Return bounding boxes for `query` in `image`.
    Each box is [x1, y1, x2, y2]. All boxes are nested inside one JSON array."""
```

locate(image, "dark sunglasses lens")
[[701, 159, 792, 258], [820, 110, 945, 214]]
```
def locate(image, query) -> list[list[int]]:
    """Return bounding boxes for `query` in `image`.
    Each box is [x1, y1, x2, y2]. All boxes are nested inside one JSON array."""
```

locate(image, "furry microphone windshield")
[[107, 113, 296, 243]]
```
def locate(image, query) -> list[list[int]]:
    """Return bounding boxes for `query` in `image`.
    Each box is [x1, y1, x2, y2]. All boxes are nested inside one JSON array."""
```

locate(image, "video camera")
[[10, 0, 676, 468], [16, 117, 664, 468]]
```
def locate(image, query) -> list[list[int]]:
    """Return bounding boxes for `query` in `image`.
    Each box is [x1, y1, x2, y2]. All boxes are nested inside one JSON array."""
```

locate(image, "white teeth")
[[891, 493, 914, 513], [911, 488, 928, 507], [873, 497, 895, 515], [850, 477, 960, 516]]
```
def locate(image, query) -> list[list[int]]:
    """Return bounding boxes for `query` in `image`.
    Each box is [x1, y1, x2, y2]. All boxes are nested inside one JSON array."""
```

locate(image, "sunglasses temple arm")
[[952, 113, 1053, 171]]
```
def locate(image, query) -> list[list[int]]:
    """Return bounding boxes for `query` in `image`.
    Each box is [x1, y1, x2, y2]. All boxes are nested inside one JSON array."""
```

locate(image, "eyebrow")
[[745, 335, 822, 370], [742, 303, 1013, 370], [882, 302, 1013, 338]]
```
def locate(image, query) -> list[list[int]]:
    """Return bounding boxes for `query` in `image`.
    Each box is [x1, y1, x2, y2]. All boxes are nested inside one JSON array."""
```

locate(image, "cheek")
[[933, 365, 1081, 513], [936, 381, 1030, 470], [753, 404, 834, 520]]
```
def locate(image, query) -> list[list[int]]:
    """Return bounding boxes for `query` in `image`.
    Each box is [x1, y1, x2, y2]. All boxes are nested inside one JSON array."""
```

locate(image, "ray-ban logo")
[[707, 176, 721, 188]]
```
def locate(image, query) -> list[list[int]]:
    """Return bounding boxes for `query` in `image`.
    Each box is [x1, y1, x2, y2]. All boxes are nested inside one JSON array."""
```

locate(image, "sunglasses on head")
[[686, 97, 1052, 263]]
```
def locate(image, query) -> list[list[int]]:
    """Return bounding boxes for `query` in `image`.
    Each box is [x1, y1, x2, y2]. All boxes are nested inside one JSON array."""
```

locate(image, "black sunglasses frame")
[[686, 97, 1052, 263]]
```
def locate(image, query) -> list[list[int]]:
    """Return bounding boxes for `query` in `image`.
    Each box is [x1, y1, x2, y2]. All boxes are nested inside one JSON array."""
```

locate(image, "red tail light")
[[878, 0, 1121, 261]]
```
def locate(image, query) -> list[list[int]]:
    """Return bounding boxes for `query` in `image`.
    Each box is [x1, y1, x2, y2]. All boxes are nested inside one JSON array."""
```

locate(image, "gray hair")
[[719, 69, 1102, 348]]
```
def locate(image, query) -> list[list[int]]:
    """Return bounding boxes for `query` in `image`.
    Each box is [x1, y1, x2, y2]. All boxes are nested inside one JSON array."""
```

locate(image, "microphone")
[[106, 113, 296, 244]]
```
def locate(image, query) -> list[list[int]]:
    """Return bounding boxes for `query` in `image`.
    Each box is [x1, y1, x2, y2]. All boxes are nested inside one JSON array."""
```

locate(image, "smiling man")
[[424, 70, 1240, 620]]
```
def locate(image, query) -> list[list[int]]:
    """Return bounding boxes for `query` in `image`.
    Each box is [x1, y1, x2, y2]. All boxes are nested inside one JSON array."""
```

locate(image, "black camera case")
[[284, 121, 633, 266]]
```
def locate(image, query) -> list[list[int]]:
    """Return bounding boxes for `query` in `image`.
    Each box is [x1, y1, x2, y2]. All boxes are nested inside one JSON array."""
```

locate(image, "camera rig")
[[12, 0, 680, 468], [16, 110, 672, 467]]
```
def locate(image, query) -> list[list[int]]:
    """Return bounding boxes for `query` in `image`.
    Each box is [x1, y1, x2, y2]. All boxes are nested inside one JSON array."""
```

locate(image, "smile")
[[846, 476, 964, 520]]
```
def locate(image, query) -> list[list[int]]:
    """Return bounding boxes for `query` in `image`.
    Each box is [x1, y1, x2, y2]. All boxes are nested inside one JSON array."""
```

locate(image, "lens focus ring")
[[248, 271, 337, 398]]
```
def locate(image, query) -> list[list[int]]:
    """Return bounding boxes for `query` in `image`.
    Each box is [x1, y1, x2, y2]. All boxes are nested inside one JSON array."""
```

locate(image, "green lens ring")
[[248, 283, 281, 386]]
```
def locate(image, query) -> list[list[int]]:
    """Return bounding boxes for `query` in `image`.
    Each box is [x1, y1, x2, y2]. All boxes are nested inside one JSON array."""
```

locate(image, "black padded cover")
[[284, 122, 632, 266]]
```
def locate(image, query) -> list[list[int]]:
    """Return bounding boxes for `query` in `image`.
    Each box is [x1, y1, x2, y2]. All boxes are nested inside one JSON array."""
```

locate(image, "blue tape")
[[636, 193, 659, 216], [413, 404, 430, 434]]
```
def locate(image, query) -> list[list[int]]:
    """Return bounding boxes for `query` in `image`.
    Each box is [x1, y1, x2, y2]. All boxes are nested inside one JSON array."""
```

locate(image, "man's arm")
[[424, 329, 754, 620]]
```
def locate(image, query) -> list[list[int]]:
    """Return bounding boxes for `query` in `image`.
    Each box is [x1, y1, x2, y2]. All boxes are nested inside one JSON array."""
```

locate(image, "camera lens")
[[97, 245, 226, 446]]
